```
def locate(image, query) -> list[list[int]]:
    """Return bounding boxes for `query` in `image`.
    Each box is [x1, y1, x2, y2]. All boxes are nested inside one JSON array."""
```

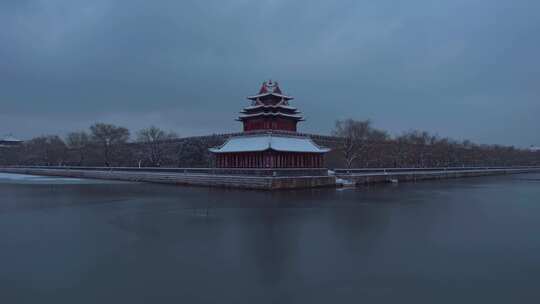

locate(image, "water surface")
[[1, 173, 540, 303]]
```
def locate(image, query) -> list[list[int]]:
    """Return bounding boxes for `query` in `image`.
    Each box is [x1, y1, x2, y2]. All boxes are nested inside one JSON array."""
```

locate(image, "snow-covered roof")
[[0, 135, 22, 142], [247, 93, 294, 100], [243, 104, 298, 111], [237, 112, 304, 120], [247, 80, 293, 100], [209, 134, 330, 153], [530, 146, 540, 152]]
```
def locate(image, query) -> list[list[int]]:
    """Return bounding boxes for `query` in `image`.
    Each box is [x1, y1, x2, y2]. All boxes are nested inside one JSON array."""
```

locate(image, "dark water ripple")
[[1, 173, 540, 303]]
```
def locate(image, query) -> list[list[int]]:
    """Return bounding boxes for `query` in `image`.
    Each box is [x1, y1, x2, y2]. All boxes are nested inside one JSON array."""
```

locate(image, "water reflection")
[[1, 173, 540, 303]]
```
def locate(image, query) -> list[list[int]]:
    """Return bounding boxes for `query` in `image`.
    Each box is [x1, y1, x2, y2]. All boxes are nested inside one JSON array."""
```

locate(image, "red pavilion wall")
[[243, 118, 297, 132], [215, 152, 325, 168]]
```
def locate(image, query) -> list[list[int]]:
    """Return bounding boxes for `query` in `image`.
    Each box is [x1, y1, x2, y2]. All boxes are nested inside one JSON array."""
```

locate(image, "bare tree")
[[177, 135, 223, 167], [332, 119, 389, 168], [5, 121, 540, 168], [397, 130, 437, 167], [23, 135, 67, 166], [89, 123, 130, 167], [66, 131, 90, 166], [136, 126, 178, 167]]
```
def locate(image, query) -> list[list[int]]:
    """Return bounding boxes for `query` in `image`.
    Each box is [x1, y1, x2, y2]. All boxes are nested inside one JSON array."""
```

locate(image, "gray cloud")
[[1, 0, 539, 146]]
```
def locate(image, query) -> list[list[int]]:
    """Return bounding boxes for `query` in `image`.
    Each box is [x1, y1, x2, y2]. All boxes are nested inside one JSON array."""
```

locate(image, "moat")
[[1, 172, 540, 303]]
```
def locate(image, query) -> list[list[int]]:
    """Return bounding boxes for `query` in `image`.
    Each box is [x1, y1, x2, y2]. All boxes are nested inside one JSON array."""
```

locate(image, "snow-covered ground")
[[336, 177, 355, 187], [0, 172, 109, 184]]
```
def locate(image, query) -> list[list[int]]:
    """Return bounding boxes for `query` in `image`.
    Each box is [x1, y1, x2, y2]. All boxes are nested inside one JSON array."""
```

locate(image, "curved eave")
[[210, 147, 329, 154], [237, 113, 304, 121], [236, 118, 305, 122], [247, 93, 294, 100], [243, 104, 298, 111], [240, 110, 300, 115]]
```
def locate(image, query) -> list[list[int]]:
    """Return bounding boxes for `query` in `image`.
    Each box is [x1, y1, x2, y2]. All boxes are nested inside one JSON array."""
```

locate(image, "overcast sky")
[[1, 0, 539, 146]]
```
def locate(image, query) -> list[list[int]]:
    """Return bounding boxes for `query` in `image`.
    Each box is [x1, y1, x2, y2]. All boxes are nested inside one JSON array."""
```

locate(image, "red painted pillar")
[[290, 153, 293, 168], [290, 154, 294, 168], [290, 154, 293, 168]]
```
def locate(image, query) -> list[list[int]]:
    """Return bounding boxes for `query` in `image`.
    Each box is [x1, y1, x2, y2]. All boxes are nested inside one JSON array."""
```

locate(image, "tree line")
[[1, 120, 538, 168], [330, 119, 540, 168], [0, 123, 221, 168]]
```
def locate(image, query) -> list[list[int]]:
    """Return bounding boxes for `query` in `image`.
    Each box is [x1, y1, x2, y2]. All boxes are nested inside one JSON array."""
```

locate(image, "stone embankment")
[[0, 167, 335, 190], [334, 167, 540, 186], [1, 166, 539, 190]]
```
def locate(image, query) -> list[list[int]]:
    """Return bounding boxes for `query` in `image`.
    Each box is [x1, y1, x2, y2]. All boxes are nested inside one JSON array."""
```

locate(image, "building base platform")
[[0, 167, 336, 190]]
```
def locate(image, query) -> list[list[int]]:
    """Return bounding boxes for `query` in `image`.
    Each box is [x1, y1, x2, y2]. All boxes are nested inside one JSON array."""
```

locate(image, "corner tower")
[[239, 80, 303, 132], [210, 80, 330, 168]]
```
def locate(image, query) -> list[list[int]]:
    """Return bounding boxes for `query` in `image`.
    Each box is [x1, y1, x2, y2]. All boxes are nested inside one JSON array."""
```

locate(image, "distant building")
[[210, 80, 330, 168], [0, 135, 23, 148], [529, 145, 540, 152]]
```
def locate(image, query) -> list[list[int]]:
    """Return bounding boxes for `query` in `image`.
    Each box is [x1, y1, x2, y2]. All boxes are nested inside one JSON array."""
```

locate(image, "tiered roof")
[[238, 80, 303, 122], [209, 80, 330, 156]]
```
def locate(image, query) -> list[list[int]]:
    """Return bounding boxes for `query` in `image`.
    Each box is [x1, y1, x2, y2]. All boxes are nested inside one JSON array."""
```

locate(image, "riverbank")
[[1, 166, 540, 190], [334, 167, 540, 186]]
